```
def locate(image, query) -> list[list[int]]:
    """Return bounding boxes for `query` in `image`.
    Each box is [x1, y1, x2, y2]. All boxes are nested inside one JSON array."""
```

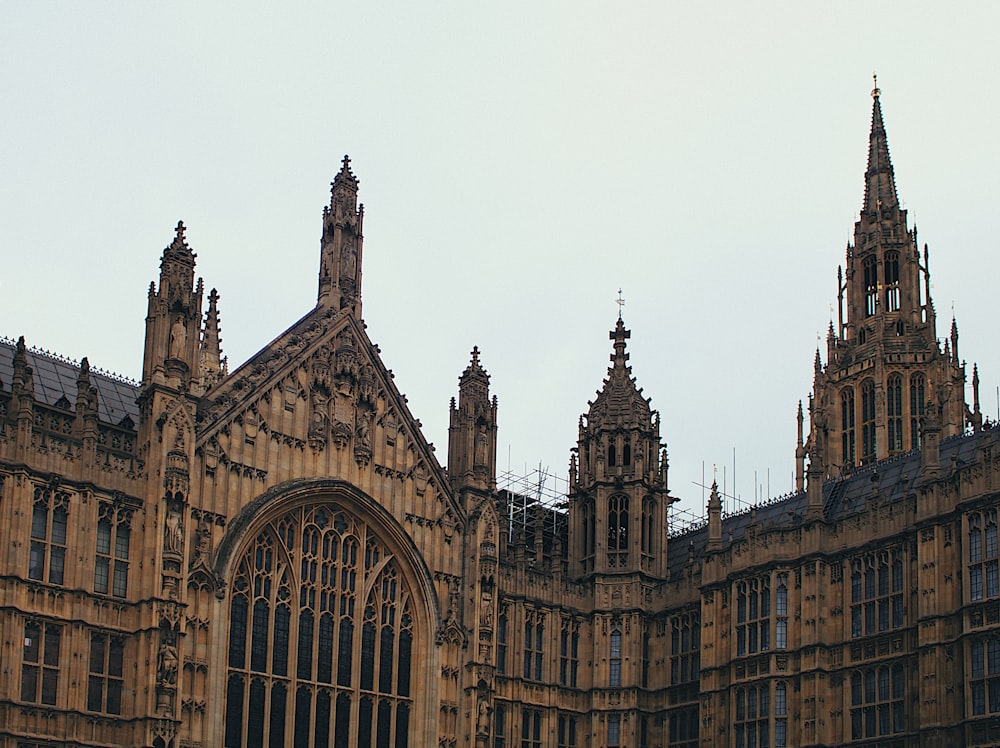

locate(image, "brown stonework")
[[0, 88, 997, 748]]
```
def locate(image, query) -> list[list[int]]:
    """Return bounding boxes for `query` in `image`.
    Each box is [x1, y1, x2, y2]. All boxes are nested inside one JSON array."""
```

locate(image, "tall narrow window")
[[851, 548, 904, 637], [861, 380, 876, 463], [582, 500, 595, 574], [95, 503, 131, 597], [864, 256, 878, 316], [775, 681, 788, 747], [841, 388, 856, 467], [28, 488, 69, 585], [884, 251, 900, 311], [910, 374, 925, 449], [640, 497, 655, 569], [494, 703, 507, 748], [497, 607, 509, 675], [608, 714, 621, 746], [641, 629, 651, 688], [970, 635, 1000, 715], [559, 620, 579, 687], [850, 665, 904, 738], [736, 577, 770, 656], [557, 714, 578, 748], [886, 375, 903, 454], [87, 632, 124, 714], [969, 510, 1000, 602], [775, 573, 788, 650], [607, 494, 629, 567], [523, 612, 543, 681], [22, 621, 61, 705], [609, 628, 622, 687], [225, 505, 415, 747], [521, 709, 542, 748]]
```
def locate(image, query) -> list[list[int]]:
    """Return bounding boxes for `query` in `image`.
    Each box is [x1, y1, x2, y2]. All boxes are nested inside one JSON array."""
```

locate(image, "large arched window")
[[224, 504, 414, 748], [607, 495, 629, 568], [841, 388, 856, 467], [887, 374, 903, 454], [861, 380, 877, 463]]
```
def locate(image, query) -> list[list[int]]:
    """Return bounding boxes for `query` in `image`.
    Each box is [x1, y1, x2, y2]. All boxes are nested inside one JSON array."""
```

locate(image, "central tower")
[[568, 316, 672, 578], [800, 81, 980, 483]]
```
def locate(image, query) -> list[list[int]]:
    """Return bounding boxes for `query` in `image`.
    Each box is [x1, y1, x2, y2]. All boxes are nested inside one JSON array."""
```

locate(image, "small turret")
[[707, 482, 722, 551], [318, 156, 365, 316], [447, 347, 498, 492], [141, 221, 205, 390]]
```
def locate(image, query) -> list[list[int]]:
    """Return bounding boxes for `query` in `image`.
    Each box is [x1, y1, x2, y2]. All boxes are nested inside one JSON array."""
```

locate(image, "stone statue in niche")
[[164, 500, 184, 556], [169, 316, 186, 360], [157, 638, 178, 687], [190, 518, 212, 571], [475, 421, 489, 467], [476, 697, 490, 735]]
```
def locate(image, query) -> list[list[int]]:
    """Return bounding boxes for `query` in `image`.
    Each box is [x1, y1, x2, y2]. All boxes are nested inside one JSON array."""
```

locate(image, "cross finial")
[[341, 154, 351, 170], [616, 288, 626, 319], [175, 220, 186, 241], [471, 346, 480, 366], [872, 72, 880, 100]]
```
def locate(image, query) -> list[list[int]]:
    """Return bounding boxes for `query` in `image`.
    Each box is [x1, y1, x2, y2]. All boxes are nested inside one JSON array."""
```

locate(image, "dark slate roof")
[[0, 338, 140, 427], [667, 426, 1000, 579]]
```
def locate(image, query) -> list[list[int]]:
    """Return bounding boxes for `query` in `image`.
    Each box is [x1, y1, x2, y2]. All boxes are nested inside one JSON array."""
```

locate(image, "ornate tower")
[[801, 81, 978, 481], [447, 347, 498, 493], [568, 317, 672, 578], [318, 155, 365, 316]]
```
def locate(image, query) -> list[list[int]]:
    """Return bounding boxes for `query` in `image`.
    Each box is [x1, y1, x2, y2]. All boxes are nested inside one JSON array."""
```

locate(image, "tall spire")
[[199, 287, 226, 387], [863, 74, 899, 216]]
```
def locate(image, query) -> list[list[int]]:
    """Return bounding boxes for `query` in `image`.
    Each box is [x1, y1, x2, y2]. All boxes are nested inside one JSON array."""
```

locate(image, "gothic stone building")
[[1, 86, 998, 748]]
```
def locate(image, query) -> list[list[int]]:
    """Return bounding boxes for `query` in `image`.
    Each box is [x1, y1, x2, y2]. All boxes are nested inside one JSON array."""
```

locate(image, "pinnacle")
[[332, 154, 360, 192], [863, 77, 899, 216]]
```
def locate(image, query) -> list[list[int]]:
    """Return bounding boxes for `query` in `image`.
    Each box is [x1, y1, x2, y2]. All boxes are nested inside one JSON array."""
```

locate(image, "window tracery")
[[225, 504, 413, 747]]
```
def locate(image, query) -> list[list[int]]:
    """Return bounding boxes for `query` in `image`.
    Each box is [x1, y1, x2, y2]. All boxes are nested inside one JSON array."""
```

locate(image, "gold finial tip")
[[871, 72, 880, 99]]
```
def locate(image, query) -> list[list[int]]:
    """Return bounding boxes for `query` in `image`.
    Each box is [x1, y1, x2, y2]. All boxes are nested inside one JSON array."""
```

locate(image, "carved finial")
[[175, 220, 186, 243], [616, 288, 626, 320], [872, 72, 880, 99], [471, 346, 480, 367]]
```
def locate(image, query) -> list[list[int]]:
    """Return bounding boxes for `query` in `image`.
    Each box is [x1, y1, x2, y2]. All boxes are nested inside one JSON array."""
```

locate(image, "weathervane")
[[616, 288, 626, 319]]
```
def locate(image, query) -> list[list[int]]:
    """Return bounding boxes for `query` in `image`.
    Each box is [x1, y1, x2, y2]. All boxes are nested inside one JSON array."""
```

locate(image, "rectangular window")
[[29, 489, 69, 586], [497, 608, 508, 676], [970, 636, 1000, 716], [671, 612, 700, 685], [850, 665, 905, 738], [608, 714, 621, 746], [736, 576, 770, 656], [850, 549, 904, 638], [735, 684, 769, 748], [669, 705, 699, 748], [494, 703, 506, 748], [970, 511, 1000, 602], [521, 708, 542, 748], [559, 621, 579, 687], [523, 613, 543, 681], [95, 504, 131, 597], [22, 621, 61, 705], [87, 632, 124, 714], [557, 714, 577, 748]]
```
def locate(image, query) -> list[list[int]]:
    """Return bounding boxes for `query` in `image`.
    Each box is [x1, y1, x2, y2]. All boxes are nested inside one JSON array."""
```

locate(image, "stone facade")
[[0, 89, 997, 748]]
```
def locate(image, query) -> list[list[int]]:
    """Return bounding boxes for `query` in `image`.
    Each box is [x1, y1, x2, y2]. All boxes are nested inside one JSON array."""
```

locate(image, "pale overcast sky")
[[2, 3, 998, 522]]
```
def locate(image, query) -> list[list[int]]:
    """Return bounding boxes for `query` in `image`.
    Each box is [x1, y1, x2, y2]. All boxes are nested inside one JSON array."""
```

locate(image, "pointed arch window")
[[841, 388, 856, 467], [861, 380, 876, 463], [969, 509, 1000, 602], [863, 256, 878, 316], [887, 375, 903, 454], [609, 627, 622, 687], [641, 497, 656, 569], [910, 374, 925, 449], [884, 252, 900, 311], [225, 504, 414, 748], [607, 495, 629, 567]]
